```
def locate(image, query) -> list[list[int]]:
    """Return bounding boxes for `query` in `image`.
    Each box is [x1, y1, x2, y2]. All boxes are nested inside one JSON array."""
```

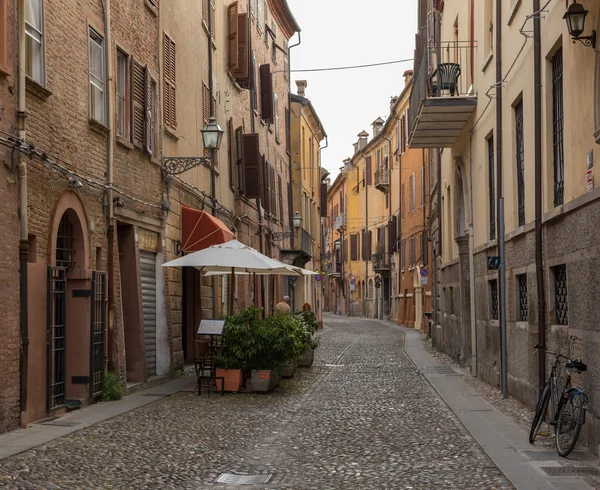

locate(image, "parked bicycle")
[[529, 344, 588, 457]]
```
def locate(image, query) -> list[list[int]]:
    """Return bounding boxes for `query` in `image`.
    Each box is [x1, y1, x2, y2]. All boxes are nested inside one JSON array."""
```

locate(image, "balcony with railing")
[[374, 167, 390, 192], [301, 229, 312, 257], [333, 213, 347, 231], [408, 41, 477, 149], [372, 252, 391, 273]]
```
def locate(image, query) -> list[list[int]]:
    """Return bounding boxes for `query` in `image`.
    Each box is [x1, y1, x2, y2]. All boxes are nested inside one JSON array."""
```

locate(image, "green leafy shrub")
[[101, 371, 123, 401], [214, 321, 256, 372]]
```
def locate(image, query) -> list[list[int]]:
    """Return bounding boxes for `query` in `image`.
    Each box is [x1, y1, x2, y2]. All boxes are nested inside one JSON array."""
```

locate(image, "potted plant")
[[249, 315, 297, 392], [214, 315, 256, 392], [295, 311, 320, 368]]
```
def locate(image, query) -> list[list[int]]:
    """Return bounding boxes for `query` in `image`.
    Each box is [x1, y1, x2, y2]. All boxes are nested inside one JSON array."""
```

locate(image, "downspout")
[[422, 149, 426, 327], [208, 2, 218, 317], [468, 130, 477, 376], [496, 0, 508, 398], [533, 0, 546, 390], [103, 0, 116, 372], [17, 0, 29, 426]]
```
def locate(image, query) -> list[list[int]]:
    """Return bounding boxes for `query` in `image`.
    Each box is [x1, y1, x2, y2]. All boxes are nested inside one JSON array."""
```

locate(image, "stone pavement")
[[0, 315, 516, 489]]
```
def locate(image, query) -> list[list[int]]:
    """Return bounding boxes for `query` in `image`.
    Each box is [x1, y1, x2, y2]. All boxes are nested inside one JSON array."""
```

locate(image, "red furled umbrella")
[[181, 206, 234, 254]]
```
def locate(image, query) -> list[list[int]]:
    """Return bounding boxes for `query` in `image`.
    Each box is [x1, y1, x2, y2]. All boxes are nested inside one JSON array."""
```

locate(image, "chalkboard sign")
[[197, 319, 226, 335]]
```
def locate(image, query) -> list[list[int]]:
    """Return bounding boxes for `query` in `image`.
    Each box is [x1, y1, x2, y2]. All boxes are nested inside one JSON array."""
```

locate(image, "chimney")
[[296, 80, 308, 97], [357, 130, 369, 150], [390, 96, 399, 109], [403, 70, 414, 87], [372, 117, 385, 137]]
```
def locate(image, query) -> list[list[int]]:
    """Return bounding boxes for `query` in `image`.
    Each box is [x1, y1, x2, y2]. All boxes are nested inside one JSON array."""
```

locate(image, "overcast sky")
[[287, 0, 419, 179]]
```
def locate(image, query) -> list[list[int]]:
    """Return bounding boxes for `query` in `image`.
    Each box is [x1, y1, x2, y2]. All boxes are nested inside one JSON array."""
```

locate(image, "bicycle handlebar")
[[533, 344, 568, 360]]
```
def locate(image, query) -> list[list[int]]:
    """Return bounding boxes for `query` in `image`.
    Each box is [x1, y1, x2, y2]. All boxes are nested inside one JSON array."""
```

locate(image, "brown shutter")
[[145, 67, 155, 156], [270, 166, 276, 216], [235, 127, 243, 193], [361, 231, 367, 260], [350, 235, 358, 261], [232, 14, 249, 81], [227, 2, 239, 70], [262, 158, 270, 214], [366, 156, 372, 186], [285, 107, 290, 153], [260, 64, 273, 123], [242, 134, 261, 199], [401, 116, 406, 152], [228, 118, 235, 188], [320, 182, 327, 217], [278, 174, 284, 222], [131, 58, 146, 149], [210, 0, 216, 39], [163, 33, 176, 129], [202, 0, 209, 22], [368, 230, 373, 260]]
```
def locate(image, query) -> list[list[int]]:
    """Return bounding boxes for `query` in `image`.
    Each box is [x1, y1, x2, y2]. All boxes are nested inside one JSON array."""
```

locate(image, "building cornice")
[[268, 0, 301, 39]]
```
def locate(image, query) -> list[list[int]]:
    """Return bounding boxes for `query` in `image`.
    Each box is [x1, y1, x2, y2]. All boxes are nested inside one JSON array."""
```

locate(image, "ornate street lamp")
[[292, 212, 303, 230], [564, 1, 596, 48], [334, 239, 342, 251], [201, 117, 224, 150]]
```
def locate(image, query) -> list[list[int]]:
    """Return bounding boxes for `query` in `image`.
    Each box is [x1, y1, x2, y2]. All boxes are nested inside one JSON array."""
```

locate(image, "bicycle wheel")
[[529, 383, 551, 443], [555, 392, 585, 457]]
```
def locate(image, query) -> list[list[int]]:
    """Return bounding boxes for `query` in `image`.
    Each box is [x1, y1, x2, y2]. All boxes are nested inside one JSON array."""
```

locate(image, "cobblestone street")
[[0, 316, 512, 489]]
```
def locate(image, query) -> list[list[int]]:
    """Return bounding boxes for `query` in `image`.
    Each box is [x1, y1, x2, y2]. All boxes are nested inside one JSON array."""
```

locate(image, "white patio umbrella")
[[162, 239, 301, 315]]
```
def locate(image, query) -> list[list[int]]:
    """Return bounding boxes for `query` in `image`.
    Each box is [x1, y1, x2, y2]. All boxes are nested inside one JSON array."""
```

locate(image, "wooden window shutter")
[[287, 181, 293, 227], [366, 156, 372, 186], [270, 166, 276, 216], [235, 127, 244, 193], [227, 2, 239, 70], [320, 182, 327, 218], [145, 67, 156, 156], [260, 64, 273, 123], [203, 83, 210, 157], [422, 230, 429, 266], [401, 116, 406, 152], [262, 157, 270, 214], [361, 231, 367, 260], [242, 133, 261, 199], [285, 107, 291, 153], [131, 58, 146, 149], [228, 118, 235, 188], [232, 14, 249, 81], [278, 174, 284, 222], [210, 0, 216, 39], [388, 222, 394, 253], [202, 0, 209, 22], [368, 230, 373, 259], [350, 235, 358, 261], [163, 33, 176, 129]]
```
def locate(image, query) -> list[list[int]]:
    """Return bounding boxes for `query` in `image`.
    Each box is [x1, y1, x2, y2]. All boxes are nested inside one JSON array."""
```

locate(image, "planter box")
[[282, 360, 298, 378], [251, 370, 281, 392], [298, 348, 315, 368], [215, 368, 243, 392]]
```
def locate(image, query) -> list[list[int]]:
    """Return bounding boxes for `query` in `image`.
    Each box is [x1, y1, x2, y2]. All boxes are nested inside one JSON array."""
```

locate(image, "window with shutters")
[[285, 107, 291, 153], [283, 39, 289, 81], [202, 82, 218, 165], [163, 32, 176, 130], [242, 133, 261, 199], [228, 118, 235, 189], [260, 64, 273, 123], [89, 27, 106, 124], [278, 174, 284, 222], [25, 0, 44, 83], [401, 240, 406, 271], [232, 12, 250, 86], [130, 58, 152, 152], [202, 0, 216, 40], [366, 156, 372, 186], [274, 93, 280, 143], [146, 73, 157, 156], [116, 49, 129, 139], [409, 173, 416, 214], [227, 2, 239, 71], [235, 127, 244, 194], [252, 53, 258, 109], [257, 0, 263, 31], [351, 234, 358, 261], [401, 184, 406, 219]]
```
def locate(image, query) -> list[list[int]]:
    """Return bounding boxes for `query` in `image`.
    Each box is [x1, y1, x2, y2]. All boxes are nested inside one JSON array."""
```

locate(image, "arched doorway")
[[47, 195, 102, 412]]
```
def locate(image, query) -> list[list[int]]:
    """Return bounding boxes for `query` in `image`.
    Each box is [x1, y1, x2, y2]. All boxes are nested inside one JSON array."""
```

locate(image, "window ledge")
[[543, 186, 600, 225], [89, 118, 109, 135], [164, 126, 180, 141], [0, 63, 12, 77], [145, 0, 158, 16], [268, 124, 273, 133], [116, 135, 134, 150], [228, 73, 244, 92], [507, 0, 522, 26], [26, 77, 52, 99], [481, 50, 494, 72]]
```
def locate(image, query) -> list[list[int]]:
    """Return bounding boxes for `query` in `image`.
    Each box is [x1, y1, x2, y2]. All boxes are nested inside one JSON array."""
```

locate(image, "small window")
[[274, 92, 280, 142], [116, 49, 129, 138], [490, 279, 499, 320], [552, 264, 568, 325], [517, 274, 528, 322], [25, 0, 44, 83], [89, 28, 105, 124], [409, 173, 416, 213]]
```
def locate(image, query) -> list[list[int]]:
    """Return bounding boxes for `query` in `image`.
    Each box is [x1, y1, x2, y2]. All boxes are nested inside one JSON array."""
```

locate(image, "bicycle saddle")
[[566, 359, 587, 372]]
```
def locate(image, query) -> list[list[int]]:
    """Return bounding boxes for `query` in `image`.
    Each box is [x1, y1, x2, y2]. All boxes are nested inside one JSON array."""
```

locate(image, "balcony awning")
[[181, 206, 234, 254]]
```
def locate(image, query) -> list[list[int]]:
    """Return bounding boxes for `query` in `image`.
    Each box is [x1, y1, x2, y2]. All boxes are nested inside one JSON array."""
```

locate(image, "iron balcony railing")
[[374, 168, 390, 189], [409, 41, 477, 137], [372, 252, 391, 271], [333, 213, 347, 231], [301, 229, 312, 256]]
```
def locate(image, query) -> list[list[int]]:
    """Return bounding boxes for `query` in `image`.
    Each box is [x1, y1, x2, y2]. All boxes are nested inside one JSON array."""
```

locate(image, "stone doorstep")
[[125, 374, 173, 396]]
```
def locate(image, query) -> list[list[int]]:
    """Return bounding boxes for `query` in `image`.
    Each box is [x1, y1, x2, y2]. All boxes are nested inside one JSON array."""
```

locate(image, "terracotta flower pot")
[[282, 359, 298, 378], [251, 370, 281, 392], [298, 348, 315, 368], [215, 368, 243, 392]]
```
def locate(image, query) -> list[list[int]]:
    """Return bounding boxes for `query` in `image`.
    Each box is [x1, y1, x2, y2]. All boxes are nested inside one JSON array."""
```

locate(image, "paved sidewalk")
[[0, 375, 196, 461], [399, 324, 598, 490]]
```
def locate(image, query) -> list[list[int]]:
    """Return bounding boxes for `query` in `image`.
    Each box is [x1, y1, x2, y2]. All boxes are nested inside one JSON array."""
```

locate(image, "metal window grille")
[[516, 100, 525, 226], [552, 48, 564, 207], [488, 137, 496, 240], [518, 274, 528, 322], [490, 279, 499, 320], [56, 213, 75, 269], [47, 267, 67, 411], [553, 264, 568, 325], [90, 272, 106, 399]]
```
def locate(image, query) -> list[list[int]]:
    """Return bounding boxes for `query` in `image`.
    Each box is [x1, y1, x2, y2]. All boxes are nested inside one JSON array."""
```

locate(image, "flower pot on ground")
[[282, 359, 298, 378], [298, 348, 315, 368], [251, 370, 281, 392], [215, 368, 243, 392]]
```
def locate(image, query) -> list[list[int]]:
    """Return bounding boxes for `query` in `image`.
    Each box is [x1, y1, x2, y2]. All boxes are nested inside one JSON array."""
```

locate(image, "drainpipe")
[[17, 0, 29, 426], [496, 0, 508, 398], [468, 130, 477, 376], [533, 0, 546, 391], [103, 0, 116, 372]]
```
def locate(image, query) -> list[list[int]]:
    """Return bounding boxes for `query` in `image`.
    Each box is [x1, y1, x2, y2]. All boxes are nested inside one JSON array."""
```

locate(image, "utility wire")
[[291, 57, 414, 73]]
